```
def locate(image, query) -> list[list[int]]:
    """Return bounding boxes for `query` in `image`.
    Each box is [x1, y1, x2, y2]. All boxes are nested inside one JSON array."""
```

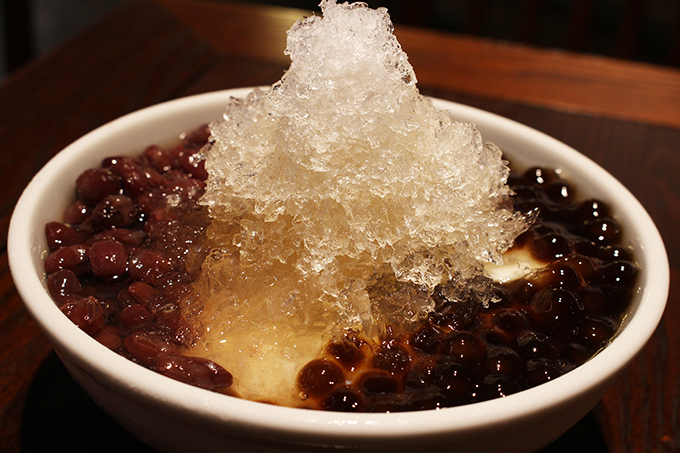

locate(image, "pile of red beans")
[[44, 125, 232, 391], [44, 126, 637, 411]]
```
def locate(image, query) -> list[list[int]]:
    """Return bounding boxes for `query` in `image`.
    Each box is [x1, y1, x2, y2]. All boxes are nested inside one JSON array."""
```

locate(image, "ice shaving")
[[189, 0, 530, 405]]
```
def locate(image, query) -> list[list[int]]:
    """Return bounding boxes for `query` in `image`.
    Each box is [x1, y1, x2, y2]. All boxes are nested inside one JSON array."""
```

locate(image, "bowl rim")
[[8, 87, 670, 440]]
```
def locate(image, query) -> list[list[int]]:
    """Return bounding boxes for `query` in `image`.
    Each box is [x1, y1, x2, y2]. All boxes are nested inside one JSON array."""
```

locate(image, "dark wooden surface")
[[1, 0, 679, 451]]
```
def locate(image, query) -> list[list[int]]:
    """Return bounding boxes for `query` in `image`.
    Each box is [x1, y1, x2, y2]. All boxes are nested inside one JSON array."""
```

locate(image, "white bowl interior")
[[8, 89, 669, 452]]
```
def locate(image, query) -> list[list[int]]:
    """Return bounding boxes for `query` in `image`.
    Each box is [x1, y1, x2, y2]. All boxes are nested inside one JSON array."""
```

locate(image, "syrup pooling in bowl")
[[43, 125, 637, 411]]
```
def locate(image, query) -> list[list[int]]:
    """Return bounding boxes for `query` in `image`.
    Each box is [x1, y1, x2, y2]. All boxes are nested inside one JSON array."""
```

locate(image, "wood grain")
[[156, 0, 680, 129], [0, 1, 678, 452], [0, 1, 217, 450]]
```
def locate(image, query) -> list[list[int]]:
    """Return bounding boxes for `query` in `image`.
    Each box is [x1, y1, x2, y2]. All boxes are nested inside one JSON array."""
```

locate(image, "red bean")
[[143, 212, 173, 241], [63, 200, 91, 224], [172, 176, 206, 201], [178, 153, 208, 181], [90, 194, 138, 228], [95, 325, 123, 351], [126, 281, 164, 312], [91, 228, 146, 247], [120, 304, 152, 327], [165, 144, 186, 165], [143, 145, 174, 173], [109, 159, 153, 195], [154, 302, 182, 332], [136, 187, 167, 215], [128, 248, 173, 284], [76, 168, 122, 205], [43, 126, 235, 402], [59, 296, 105, 336], [47, 269, 83, 303], [98, 297, 120, 319], [101, 155, 134, 169], [44, 244, 89, 274], [45, 222, 82, 251], [123, 331, 178, 366], [116, 284, 137, 308], [181, 124, 211, 148], [89, 240, 128, 277], [155, 355, 233, 390]]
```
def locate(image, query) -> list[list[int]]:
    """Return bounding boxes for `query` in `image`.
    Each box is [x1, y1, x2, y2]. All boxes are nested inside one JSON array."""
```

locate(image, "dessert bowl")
[[8, 88, 669, 452]]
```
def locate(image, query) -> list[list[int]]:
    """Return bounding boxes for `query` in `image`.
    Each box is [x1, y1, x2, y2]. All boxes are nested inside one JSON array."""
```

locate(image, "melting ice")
[[189, 0, 530, 405]]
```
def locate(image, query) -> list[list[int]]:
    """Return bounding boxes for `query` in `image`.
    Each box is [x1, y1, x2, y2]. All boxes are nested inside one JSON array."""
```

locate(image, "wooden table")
[[1, 1, 679, 451]]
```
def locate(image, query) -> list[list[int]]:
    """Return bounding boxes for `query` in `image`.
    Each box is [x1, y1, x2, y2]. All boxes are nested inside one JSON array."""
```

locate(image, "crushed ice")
[[196, 0, 529, 346]]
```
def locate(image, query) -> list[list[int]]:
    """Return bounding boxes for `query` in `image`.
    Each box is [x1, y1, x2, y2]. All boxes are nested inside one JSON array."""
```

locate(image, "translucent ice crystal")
[[196, 0, 529, 346]]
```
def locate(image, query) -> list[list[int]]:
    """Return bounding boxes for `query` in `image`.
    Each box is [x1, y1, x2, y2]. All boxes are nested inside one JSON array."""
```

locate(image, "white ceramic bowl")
[[9, 88, 669, 452]]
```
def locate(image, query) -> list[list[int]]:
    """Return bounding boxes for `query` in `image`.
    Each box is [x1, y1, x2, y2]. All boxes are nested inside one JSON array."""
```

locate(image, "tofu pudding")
[[42, 0, 638, 412]]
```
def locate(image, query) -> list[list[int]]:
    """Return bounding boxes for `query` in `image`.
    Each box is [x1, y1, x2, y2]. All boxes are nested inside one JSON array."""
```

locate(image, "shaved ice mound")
[[190, 0, 530, 405]]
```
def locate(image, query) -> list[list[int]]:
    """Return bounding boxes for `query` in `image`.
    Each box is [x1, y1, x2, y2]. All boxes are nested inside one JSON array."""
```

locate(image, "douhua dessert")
[[44, 0, 638, 411]]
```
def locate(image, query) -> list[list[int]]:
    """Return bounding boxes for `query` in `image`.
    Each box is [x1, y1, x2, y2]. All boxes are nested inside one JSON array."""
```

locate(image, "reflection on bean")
[[44, 125, 229, 395], [155, 355, 233, 390], [59, 296, 105, 336]]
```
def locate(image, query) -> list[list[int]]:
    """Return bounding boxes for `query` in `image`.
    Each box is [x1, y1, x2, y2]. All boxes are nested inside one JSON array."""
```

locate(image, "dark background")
[[1, 0, 679, 82]]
